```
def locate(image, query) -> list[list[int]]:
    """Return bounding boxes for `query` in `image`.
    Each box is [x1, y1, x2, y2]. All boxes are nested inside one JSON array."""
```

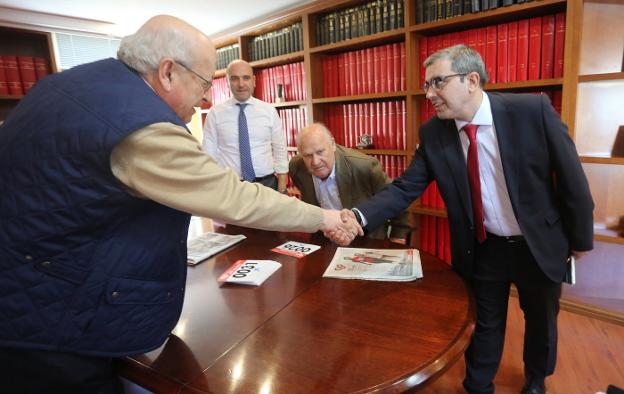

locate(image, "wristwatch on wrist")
[[351, 208, 364, 226]]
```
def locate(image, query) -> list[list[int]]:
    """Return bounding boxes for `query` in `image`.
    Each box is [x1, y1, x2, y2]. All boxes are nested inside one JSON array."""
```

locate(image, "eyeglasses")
[[174, 60, 213, 92], [422, 73, 468, 92]]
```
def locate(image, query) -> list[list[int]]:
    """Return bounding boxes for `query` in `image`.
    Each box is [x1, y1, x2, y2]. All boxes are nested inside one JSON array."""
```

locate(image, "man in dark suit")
[[342, 45, 594, 394], [290, 123, 410, 241]]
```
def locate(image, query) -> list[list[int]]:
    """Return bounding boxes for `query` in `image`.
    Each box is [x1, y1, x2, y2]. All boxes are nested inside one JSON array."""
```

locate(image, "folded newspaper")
[[186, 232, 246, 265], [323, 247, 423, 281]]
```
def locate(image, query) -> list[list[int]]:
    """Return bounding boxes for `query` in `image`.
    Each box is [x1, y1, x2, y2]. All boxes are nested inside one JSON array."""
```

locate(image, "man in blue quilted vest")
[[0, 15, 361, 393]]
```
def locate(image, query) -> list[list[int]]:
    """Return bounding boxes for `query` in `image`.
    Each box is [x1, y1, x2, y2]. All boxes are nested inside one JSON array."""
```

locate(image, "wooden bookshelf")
[[211, 0, 624, 323], [0, 25, 57, 120]]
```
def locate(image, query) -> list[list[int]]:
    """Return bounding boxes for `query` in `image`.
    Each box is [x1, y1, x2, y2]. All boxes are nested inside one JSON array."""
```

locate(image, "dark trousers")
[[0, 347, 124, 394], [462, 234, 561, 394], [253, 173, 277, 190]]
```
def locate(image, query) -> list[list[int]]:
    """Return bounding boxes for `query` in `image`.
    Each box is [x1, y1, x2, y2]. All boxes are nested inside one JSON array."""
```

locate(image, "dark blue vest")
[[0, 58, 192, 356]]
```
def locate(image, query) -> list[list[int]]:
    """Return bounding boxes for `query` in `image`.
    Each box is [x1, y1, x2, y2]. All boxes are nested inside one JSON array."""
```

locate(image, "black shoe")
[[521, 375, 545, 394]]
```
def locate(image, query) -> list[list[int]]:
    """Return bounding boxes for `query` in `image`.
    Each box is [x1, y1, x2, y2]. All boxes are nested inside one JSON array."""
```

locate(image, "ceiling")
[[0, 0, 312, 37]]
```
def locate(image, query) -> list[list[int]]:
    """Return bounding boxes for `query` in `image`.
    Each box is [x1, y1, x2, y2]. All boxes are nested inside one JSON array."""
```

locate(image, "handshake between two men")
[[319, 209, 364, 246]]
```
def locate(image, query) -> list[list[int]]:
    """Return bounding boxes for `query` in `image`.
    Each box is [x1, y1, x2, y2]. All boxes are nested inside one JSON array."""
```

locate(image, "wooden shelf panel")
[[310, 29, 405, 54], [579, 72, 624, 83], [580, 156, 624, 165], [409, 0, 566, 35], [248, 51, 304, 69], [0, 95, 24, 100], [273, 100, 307, 108], [485, 78, 563, 91], [312, 91, 407, 104], [409, 205, 448, 218]]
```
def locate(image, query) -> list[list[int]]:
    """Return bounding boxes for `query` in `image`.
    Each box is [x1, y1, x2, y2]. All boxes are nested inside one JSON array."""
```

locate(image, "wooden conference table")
[[119, 226, 475, 393]]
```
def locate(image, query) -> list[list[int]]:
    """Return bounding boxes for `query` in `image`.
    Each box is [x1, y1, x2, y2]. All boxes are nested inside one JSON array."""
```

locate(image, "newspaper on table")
[[186, 232, 246, 265], [323, 247, 423, 281]]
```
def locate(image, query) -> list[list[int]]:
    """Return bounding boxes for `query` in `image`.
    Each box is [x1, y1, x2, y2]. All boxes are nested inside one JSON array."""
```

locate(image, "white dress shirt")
[[455, 92, 522, 236], [312, 164, 343, 210], [203, 96, 288, 178]]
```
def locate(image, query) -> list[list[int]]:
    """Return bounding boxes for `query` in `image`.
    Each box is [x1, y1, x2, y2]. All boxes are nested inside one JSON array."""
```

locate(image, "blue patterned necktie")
[[237, 103, 256, 181]]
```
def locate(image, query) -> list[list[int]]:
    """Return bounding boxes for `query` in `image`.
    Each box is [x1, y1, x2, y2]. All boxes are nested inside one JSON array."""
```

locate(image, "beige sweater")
[[110, 122, 323, 232]]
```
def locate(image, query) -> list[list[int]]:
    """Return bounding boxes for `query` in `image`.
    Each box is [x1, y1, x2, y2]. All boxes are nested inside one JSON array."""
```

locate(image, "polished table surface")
[[119, 226, 475, 393]]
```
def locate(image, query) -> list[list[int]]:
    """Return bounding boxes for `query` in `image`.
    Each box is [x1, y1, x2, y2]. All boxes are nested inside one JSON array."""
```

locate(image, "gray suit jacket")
[[289, 145, 410, 240]]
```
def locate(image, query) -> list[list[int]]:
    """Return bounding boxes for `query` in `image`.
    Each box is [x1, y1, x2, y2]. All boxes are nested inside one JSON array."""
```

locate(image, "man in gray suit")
[[289, 123, 409, 241]]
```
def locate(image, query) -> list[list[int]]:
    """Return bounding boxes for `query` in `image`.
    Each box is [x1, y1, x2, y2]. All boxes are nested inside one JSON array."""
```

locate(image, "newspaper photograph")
[[323, 247, 423, 281]]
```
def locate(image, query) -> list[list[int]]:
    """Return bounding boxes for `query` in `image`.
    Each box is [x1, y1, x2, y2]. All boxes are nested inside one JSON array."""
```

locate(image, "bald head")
[[297, 123, 336, 180], [117, 15, 216, 123], [226, 59, 255, 102], [117, 14, 215, 76]]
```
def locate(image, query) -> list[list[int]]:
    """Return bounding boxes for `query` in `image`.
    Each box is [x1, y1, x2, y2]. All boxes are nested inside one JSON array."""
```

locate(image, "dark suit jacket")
[[289, 145, 410, 239], [357, 93, 594, 281]]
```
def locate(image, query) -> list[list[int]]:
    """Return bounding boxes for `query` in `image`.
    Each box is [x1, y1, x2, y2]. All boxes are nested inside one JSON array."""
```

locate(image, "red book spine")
[[3, 55, 23, 96], [476, 28, 487, 65], [300, 61, 306, 101], [322, 58, 330, 97], [392, 43, 400, 92], [0, 56, 8, 95], [554, 12, 566, 78], [418, 37, 428, 88], [347, 51, 356, 96], [541, 14, 556, 79], [517, 19, 530, 81], [507, 21, 518, 83], [388, 100, 396, 149], [380, 101, 388, 149], [356, 49, 364, 95], [497, 23, 509, 84], [34, 57, 50, 80], [528, 17, 542, 80], [380, 45, 388, 92], [400, 100, 406, 150], [400, 42, 406, 91], [485, 25, 498, 84], [365, 48, 373, 94], [338, 53, 347, 96], [373, 46, 381, 93]]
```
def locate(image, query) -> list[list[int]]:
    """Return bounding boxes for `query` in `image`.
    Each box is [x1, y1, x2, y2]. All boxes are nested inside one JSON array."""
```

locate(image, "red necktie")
[[464, 124, 487, 243]]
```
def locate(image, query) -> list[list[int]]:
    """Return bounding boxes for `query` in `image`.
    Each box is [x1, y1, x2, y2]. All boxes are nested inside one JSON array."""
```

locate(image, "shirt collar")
[[455, 92, 493, 132], [230, 96, 254, 106]]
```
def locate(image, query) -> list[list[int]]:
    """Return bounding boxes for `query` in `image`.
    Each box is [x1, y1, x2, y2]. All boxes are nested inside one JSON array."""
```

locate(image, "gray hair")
[[296, 122, 334, 147], [117, 23, 197, 74], [424, 44, 489, 86]]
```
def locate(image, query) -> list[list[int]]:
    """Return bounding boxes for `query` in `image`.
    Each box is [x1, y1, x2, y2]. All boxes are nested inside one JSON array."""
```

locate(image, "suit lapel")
[[489, 93, 520, 210], [439, 119, 473, 222], [334, 147, 352, 208]]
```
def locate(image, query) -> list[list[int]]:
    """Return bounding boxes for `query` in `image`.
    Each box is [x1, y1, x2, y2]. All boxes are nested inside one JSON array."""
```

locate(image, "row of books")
[[322, 42, 406, 97], [419, 13, 566, 84], [254, 61, 306, 103], [249, 22, 303, 62], [420, 216, 451, 264], [370, 154, 409, 180], [277, 106, 308, 148], [416, 0, 534, 24], [209, 77, 231, 106], [324, 101, 407, 150], [0, 55, 50, 96], [216, 43, 240, 70], [316, 0, 404, 46]]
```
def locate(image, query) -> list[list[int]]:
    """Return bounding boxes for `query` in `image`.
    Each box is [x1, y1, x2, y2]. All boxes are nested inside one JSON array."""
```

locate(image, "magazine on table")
[[323, 247, 423, 281], [186, 232, 246, 265]]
